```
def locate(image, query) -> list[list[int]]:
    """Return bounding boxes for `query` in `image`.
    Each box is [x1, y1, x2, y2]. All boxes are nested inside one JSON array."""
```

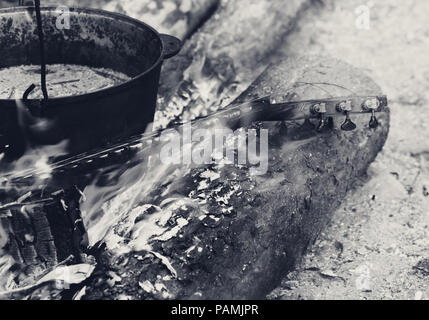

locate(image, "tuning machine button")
[[312, 102, 330, 132], [362, 98, 380, 129], [337, 100, 356, 131]]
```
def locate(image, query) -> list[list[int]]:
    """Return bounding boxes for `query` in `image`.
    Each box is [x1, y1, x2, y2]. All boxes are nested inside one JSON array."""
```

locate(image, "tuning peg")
[[312, 103, 330, 132], [369, 110, 379, 129], [362, 98, 380, 129], [341, 114, 357, 131], [337, 101, 356, 131]]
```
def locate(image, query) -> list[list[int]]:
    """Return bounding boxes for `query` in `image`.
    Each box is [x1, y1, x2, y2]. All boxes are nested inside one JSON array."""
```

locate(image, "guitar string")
[[1, 82, 383, 194]]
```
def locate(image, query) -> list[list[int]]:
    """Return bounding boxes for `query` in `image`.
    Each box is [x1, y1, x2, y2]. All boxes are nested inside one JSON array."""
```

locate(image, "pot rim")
[[0, 6, 168, 107]]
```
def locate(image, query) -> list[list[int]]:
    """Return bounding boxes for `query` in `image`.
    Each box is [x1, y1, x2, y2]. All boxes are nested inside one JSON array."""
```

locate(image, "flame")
[[80, 117, 241, 257], [1, 100, 69, 190], [0, 99, 70, 293], [81, 129, 192, 250]]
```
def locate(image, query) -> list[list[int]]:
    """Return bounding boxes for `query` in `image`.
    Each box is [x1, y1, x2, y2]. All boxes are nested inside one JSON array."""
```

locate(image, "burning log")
[[82, 55, 389, 300], [155, 0, 310, 128]]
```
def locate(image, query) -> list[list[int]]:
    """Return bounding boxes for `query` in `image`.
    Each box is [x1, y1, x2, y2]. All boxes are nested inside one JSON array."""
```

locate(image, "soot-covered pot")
[[0, 6, 181, 160]]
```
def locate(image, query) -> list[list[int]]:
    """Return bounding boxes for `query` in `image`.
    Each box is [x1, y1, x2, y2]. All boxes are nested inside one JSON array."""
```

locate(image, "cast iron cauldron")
[[0, 6, 181, 160]]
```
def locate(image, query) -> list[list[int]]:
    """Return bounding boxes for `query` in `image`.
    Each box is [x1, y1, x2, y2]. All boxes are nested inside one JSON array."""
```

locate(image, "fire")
[[0, 97, 270, 295], [1, 100, 69, 192], [80, 126, 199, 251], [0, 99, 70, 293], [80, 116, 255, 254]]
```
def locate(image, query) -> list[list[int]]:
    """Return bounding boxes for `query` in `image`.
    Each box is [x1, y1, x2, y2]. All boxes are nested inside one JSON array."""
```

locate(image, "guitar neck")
[[2, 95, 388, 186]]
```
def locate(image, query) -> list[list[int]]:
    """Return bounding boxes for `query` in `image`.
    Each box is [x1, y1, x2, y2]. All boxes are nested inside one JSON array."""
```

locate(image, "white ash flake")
[[215, 184, 240, 206], [139, 279, 172, 299], [212, 185, 224, 193], [189, 165, 245, 217], [76, 188, 86, 203], [149, 251, 178, 278], [107, 271, 121, 284], [198, 199, 207, 205], [139, 280, 155, 294], [185, 245, 197, 256], [197, 180, 210, 191], [221, 207, 233, 214], [185, 236, 203, 258], [60, 199, 68, 211], [154, 282, 167, 292], [152, 217, 189, 242], [200, 170, 221, 181], [101, 197, 197, 256], [208, 215, 220, 222]]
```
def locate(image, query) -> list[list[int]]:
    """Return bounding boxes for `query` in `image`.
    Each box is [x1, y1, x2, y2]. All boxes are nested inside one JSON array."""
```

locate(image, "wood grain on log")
[[155, 0, 310, 128], [83, 55, 389, 300]]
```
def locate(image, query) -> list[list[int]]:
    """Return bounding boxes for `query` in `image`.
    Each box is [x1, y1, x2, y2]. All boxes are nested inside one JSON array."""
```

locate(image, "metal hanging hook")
[[34, 0, 49, 103], [21, 0, 49, 115]]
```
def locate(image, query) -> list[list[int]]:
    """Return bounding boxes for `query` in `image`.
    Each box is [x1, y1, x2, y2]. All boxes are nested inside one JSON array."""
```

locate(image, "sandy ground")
[[267, 0, 429, 300]]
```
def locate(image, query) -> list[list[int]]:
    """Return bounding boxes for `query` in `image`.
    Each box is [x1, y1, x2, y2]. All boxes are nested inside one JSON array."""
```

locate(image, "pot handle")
[[160, 34, 182, 59]]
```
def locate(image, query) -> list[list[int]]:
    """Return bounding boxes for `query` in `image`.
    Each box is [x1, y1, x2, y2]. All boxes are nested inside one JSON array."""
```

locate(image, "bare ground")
[[268, 0, 429, 300]]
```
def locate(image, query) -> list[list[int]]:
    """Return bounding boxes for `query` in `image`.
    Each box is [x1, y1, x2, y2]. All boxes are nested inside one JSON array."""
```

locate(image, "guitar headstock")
[[266, 95, 388, 132]]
